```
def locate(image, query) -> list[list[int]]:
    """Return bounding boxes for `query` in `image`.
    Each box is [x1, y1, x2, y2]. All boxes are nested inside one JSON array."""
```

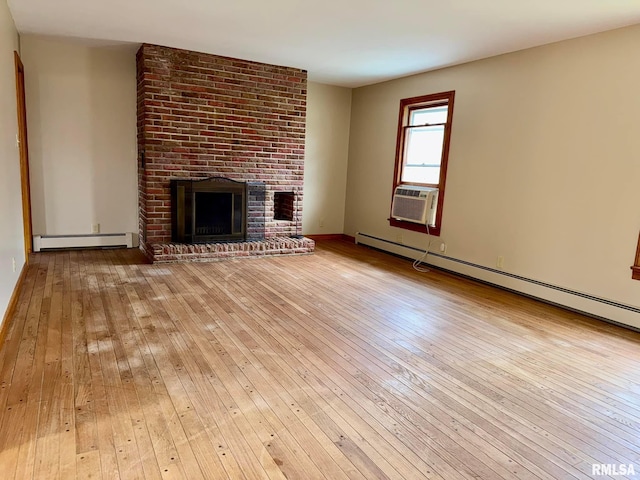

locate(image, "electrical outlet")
[[15, 133, 20, 149], [12, 257, 16, 273], [319, 219, 325, 228], [440, 243, 447, 254], [396, 233, 403, 244], [496, 256, 505, 270], [92, 224, 100, 234]]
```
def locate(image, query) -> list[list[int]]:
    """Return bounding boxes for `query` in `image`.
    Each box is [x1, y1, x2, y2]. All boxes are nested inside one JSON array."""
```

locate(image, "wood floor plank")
[[0, 240, 638, 479], [165, 268, 367, 480], [270, 266, 599, 477], [237, 304, 495, 479], [183, 263, 462, 480], [33, 399, 61, 480], [13, 398, 40, 480], [182, 264, 410, 478], [141, 272, 275, 480], [197, 262, 504, 479], [113, 260, 207, 480], [268, 249, 632, 474], [76, 450, 102, 480], [0, 252, 38, 385], [0, 401, 26, 479], [5, 256, 50, 407], [81, 250, 121, 480]]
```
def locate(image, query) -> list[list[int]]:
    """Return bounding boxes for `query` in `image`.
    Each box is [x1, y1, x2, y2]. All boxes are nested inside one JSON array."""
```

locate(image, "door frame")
[[14, 51, 33, 260]]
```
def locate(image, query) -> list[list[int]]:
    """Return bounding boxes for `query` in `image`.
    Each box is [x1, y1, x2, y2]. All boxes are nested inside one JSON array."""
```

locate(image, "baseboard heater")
[[355, 232, 640, 331], [33, 233, 137, 252]]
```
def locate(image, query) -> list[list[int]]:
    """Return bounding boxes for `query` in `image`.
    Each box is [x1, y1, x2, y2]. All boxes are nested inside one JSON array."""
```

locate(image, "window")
[[390, 91, 455, 236]]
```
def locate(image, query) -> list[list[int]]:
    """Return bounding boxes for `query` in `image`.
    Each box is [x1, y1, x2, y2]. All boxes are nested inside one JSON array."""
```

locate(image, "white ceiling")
[[8, 0, 640, 87]]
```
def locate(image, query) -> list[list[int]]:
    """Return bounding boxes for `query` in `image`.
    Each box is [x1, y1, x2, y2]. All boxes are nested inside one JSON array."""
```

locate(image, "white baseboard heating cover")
[[33, 233, 138, 252]]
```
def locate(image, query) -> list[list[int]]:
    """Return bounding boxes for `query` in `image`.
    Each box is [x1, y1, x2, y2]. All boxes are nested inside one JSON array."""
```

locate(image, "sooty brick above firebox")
[[136, 43, 308, 261]]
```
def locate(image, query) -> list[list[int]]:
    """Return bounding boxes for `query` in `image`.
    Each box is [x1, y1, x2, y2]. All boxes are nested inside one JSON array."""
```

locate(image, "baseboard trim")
[[0, 262, 28, 350], [305, 234, 343, 241], [355, 232, 640, 331], [306, 234, 355, 243], [342, 234, 356, 243]]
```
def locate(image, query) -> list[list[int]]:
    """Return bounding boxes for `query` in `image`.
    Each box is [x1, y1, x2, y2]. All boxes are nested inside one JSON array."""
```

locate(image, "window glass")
[[410, 106, 448, 126]]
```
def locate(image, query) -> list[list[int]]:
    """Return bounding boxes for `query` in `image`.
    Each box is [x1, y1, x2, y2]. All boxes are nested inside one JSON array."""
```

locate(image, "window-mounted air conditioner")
[[391, 185, 438, 226]]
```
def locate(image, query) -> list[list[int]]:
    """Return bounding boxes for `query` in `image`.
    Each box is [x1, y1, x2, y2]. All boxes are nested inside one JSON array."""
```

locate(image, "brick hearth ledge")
[[150, 237, 315, 263]]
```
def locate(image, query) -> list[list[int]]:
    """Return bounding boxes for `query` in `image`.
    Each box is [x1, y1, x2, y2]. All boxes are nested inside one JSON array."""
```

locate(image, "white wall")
[[0, 0, 24, 322], [21, 35, 138, 236], [345, 25, 640, 326], [303, 82, 352, 235]]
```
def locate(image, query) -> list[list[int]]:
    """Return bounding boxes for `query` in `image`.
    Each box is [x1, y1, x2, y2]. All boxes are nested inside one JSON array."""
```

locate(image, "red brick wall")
[[136, 44, 307, 255]]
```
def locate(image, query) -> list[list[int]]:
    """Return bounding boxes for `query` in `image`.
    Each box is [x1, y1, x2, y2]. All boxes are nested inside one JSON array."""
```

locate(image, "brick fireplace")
[[136, 44, 314, 262]]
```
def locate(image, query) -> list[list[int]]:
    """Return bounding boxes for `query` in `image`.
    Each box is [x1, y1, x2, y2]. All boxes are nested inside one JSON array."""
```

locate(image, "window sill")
[[389, 218, 440, 237]]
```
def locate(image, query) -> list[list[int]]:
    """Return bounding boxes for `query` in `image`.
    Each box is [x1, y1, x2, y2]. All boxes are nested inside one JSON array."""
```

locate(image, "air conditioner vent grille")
[[396, 188, 421, 197], [392, 197, 426, 222], [391, 185, 438, 225]]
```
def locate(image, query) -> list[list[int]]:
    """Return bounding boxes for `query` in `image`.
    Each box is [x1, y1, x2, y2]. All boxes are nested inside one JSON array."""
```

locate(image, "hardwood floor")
[[0, 239, 639, 479]]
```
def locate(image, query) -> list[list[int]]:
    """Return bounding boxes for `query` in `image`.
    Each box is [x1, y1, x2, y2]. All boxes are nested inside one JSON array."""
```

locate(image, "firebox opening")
[[274, 192, 295, 221], [195, 192, 234, 236]]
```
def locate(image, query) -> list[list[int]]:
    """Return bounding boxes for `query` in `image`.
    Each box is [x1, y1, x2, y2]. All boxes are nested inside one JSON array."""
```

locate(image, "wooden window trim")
[[389, 91, 455, 237], [632, 232, 640, 280]]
